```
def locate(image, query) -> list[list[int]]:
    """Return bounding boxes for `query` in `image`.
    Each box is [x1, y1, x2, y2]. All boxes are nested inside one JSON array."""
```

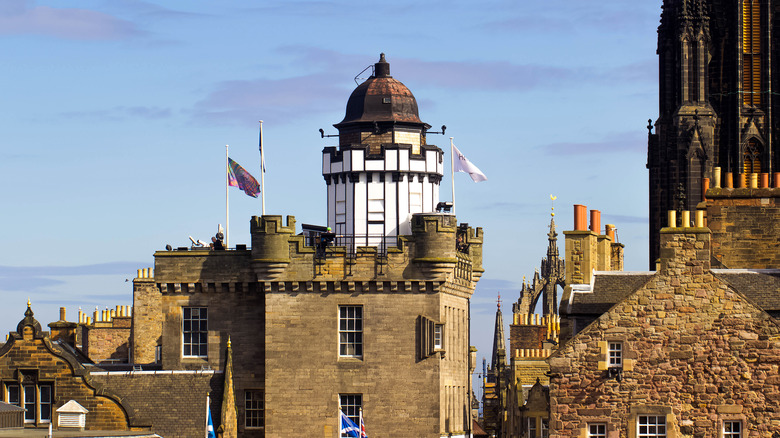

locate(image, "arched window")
[[743, 139, 762, 174]]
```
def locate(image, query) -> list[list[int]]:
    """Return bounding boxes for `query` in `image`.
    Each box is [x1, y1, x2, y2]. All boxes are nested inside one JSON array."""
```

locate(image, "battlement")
[[148, 213, 484, 295]]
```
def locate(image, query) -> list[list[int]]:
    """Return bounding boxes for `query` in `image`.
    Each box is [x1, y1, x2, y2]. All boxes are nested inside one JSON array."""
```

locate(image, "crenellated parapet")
[[149, 213, 484, 297]]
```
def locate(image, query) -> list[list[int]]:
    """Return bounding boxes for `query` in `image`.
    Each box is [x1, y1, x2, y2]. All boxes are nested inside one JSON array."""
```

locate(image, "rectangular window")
[[339, 306, 363, 358], [527, 417, 537, 438], [638, 416, 666, 438], [39, 385, 51, 423], [183, 307, 208, 357], [6, 384, 19, 406], [608, 342, 622, 368], [5, 382, 51, 424], [723, 421, 742, 438], [23, 386, 35, 423], [245, 390, 264, 429], [340, 394, 362, 438], [588, 423, 607, 438], [541, 419, 549, 438], [433, 324, 444, 350]]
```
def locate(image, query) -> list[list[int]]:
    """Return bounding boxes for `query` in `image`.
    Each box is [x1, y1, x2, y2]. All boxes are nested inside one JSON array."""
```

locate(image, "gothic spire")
[[491, 295, 506, 369]]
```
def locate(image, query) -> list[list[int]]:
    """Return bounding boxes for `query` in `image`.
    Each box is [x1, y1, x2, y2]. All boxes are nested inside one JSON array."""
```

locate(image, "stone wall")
[[0, 326, 129, 430], [706, 187, 780, 268], [132, 277, 162, 365], [548, 229, 780, 437], [83, 319, 131, 364]]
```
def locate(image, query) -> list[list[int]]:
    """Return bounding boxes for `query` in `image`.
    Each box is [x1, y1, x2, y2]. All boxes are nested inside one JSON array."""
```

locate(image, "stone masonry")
[[548, 227, 780, 437]]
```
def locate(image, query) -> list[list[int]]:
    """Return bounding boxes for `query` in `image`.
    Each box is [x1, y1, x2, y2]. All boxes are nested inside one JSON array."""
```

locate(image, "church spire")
[[491, 294, 506, 369]]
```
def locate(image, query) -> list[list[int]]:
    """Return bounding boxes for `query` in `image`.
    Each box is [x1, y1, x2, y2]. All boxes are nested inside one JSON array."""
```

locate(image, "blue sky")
[[0, 0, 660, 383]]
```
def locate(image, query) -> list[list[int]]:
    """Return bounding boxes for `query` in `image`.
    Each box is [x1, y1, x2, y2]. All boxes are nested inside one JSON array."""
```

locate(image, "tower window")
[[742, 0, 762, 106], [183, 307, 208, 357], [339, 306, 363, 358], [743, 139, 761, 174]]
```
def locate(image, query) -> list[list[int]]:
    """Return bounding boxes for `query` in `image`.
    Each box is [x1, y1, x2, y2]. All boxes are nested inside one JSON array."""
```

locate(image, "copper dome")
[[335, 54, 426, 129]]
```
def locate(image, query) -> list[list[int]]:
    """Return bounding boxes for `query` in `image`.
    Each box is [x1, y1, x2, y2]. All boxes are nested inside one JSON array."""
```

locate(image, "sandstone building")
[[1, 54, 485, 438]]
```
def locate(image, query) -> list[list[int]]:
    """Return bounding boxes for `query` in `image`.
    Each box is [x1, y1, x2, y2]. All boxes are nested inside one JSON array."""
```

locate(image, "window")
[[433, 324, 444, 350], [340, 394, 362, 438], [541, 418, 549, 438], [638, 416, 666, 438], [608, 342, 622, 368], [5, 383, 52, 424], [588, 423, 606, 438], [183, 307, 208, 357], [742, 0, 762, 106], [245, 390, 264, 429], [339, 306, 363, 358], [527, 417, 537, 438], [724, 421, 742, 438]]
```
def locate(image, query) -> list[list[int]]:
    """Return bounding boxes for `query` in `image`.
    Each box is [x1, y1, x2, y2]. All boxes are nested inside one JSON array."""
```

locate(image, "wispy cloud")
[[190, 46, 654, 126], [539, 131, 646, 155], [191, 74, 349, 126], [0, 263, 142, 293], [0, 0, 141, 40], [60, 106, 173, 122]]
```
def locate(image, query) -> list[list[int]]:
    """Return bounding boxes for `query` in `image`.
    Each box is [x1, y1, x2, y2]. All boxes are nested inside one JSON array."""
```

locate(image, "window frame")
[[723, 420, 742, 438], [339, 393, 362, 438], [433, 323, 444, 351], [182, 307, 208, 358], [588, 423, 607, 438], [637, 415, 667, 438], [608, 341, 623, 369], [339, 305, 363, 358], [244, 389, 264, 429], [5, 382, 52, 424], [527, 417, 537, 438]]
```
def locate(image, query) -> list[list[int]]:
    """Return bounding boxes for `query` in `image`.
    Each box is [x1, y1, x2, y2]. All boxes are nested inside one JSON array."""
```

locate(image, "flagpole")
[[259, 120, 266, 216], [450, 137, 456, 215], [225, 144, 230, 249], [205, 392, 210, 438]]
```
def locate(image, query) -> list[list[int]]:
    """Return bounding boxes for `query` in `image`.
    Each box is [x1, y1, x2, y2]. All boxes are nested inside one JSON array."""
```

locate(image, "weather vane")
[[550, 194, 557, 217]]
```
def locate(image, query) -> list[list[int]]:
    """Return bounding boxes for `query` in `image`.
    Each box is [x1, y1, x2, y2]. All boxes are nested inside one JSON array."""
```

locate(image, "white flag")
[[452, 143, 487, 182]]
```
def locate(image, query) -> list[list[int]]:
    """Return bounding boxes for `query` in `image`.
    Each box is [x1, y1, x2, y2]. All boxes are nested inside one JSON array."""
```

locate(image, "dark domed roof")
[[335, 54, 425, 129]]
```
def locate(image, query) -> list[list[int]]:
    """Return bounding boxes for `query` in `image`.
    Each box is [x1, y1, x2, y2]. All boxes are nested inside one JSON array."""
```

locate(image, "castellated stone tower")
[[323, 54, 443, 246], [129, 54, 484, 438]]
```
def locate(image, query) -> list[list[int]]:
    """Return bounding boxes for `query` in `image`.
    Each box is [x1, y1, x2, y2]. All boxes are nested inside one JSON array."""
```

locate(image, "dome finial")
[[375, 53, 390, 77]]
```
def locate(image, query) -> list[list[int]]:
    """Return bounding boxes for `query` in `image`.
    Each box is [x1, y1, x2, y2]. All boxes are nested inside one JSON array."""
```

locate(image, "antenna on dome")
[[354, 64, 374, 85]]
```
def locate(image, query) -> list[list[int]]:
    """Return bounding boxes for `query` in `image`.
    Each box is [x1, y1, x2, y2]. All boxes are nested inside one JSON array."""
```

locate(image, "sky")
[[0, 0, 661, 393]]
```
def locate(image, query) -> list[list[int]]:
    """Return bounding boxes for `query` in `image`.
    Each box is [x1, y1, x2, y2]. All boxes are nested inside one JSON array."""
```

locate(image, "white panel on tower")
[[344, 150, 352, 172], [331, 160, 343, 173], [410, 159, 425, 172], [323, 152, 331, 173], [399, 149, 409, 171], [386, 149, 398, 171], [351, 150, 365, 171], [366, 159, 384, 171], [426, 150, 436, 173]]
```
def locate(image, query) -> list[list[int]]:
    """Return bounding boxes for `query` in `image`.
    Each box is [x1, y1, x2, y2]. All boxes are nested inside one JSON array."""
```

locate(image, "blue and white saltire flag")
[[206, 402, 216, 438], [340, 410, 361, 438]]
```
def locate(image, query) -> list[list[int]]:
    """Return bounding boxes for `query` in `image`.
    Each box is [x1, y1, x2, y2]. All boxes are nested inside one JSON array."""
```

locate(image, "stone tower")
[[648, 0, 780, 267], [323, 54, 443, 248]]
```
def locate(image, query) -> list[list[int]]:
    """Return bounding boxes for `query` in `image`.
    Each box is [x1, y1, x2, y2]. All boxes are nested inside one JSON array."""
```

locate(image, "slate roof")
[[0, 401, 23, 413], [566, 272, 655, 315], [566, 269, 780, 318], [712, 269, 780, 313], [88, 371, 223, 438]]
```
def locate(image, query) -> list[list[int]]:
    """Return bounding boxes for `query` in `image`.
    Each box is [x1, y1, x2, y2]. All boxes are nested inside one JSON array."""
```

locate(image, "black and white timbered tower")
[[322, 54, 444, 248]]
